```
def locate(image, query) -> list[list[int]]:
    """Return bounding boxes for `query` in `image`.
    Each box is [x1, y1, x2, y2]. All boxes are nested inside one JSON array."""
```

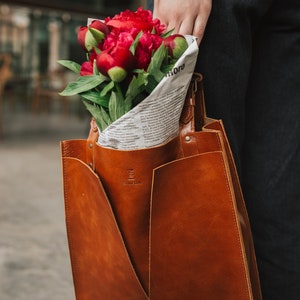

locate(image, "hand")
[[153, 0, 212, 44]]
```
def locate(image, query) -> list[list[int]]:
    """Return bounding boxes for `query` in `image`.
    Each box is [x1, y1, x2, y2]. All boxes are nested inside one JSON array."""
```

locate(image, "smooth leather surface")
[[61, 73, 262, 299], [151, 151, 248, 299], [62, 155, 148, 300]]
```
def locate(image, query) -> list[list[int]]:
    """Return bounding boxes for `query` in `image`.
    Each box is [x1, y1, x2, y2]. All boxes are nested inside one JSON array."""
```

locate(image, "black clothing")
[[147, 1, 300, 299]]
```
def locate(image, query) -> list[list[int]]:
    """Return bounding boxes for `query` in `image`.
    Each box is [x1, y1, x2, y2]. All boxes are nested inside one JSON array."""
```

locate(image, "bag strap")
[[180, 73, 206, 134], [86, 118, 99, 170], [179, 73, 207, 156], [193, 72, 207, 130]]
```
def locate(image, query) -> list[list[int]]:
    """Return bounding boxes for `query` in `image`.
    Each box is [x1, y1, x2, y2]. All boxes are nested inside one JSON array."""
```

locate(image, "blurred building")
[[0, 0, 145, 84], [0, 0, 145, 137], [0, 3, 145, 300]]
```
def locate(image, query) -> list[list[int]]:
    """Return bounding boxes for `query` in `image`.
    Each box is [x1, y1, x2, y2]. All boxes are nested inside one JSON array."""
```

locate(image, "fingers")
[[177, 17, 195, 36], [168, 15, 209, 45], [153, 0, 212, 45], [179, 2, 211, 44], [194, 1, 212, 43], [192, 15, 210, 44]]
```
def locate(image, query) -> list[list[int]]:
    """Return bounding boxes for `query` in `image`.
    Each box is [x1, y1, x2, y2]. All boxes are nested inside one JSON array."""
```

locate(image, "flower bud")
[[80, 61, 94, 76], [78, 20, 109, 52], [163, 34, 188, 59], [96, 47, 134, 82], [80, 51, 97, 76]]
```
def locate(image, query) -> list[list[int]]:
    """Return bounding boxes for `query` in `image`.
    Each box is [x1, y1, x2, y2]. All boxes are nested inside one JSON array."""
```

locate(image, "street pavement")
[[0, 107, 89, 300]]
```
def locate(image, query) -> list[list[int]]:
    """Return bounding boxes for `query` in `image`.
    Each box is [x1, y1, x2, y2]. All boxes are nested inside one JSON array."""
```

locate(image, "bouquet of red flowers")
[[59, 8, 192, 130]]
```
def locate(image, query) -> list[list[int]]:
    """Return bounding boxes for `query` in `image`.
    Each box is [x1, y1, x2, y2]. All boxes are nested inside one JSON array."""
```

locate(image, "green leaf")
[[99, 106, 112, 129], [57, 60, 81, 74], [147, 43, 167, 82], [89, 27, 105, 43], [126, 72, 148, 98], [161, 28, 174, 38], [145, 75, 159, 94], [94, 47, 101, 54], [129, 31, 143, 55], [108, 89, 125, 122], [100, 80, 115, 97], [132, 68, 145, 74], [161, 63, 175, 75], [132, 92, 148, 107], [82, 100, 111, 132], [59, 75, 106, 96], [80, 90, 109, 108], [125, 72, 148, 110]]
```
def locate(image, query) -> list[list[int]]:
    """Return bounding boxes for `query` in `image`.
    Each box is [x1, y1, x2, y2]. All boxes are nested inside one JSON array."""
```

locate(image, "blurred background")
[[0, 1, 145, 299]]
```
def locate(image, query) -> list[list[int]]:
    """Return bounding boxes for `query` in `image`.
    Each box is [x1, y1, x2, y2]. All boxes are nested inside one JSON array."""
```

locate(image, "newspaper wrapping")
[[97, 35, 199, 150]]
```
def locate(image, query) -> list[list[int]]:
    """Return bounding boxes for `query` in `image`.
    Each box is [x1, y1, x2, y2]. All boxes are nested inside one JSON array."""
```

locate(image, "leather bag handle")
[[179, 72, 206, 134]]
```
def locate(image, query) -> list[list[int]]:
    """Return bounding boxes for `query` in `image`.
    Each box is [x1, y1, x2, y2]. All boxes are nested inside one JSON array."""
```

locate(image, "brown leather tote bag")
[[61, 73, 262, 300]]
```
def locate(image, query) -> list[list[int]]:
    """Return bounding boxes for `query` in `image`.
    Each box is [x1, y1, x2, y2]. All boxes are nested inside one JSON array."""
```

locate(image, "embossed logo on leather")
[[124, 168, 141, 185]]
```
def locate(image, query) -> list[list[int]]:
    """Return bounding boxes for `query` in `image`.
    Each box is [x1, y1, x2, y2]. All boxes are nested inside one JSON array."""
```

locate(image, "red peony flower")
[[80, 51, 97, 76], [80, 61, 93, 76], [96, 46, 135, 82], [135, 32, 163, 70], [105, 7, 165, 36], [78, 20, 109, 52], [102, 31, 135, 52]]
